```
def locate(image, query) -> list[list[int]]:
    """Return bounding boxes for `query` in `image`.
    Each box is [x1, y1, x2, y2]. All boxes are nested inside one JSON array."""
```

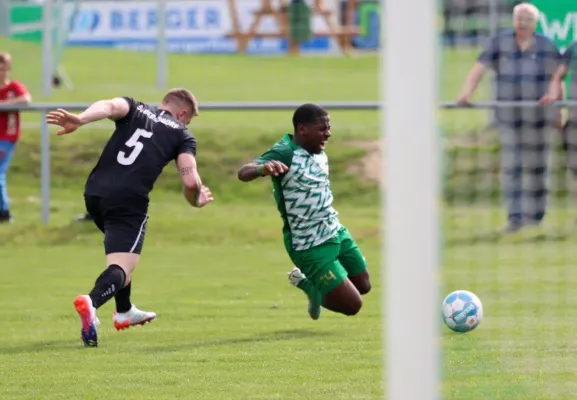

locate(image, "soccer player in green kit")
[[237, 103, 372, 320]]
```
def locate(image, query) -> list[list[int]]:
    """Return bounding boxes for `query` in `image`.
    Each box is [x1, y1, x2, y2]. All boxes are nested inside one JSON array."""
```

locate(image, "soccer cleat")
[[74, 295, 100, 347], [113, 306, 156, 331], [288, 267, 321, 321], [307, 292, 322, 321], [288, 266, 305, 287], [0, 210, 13, 224]]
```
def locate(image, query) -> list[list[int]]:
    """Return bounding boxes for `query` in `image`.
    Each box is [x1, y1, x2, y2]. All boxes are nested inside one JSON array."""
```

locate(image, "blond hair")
[[0, 52, 12, 68], [162, 88, 199, 117]]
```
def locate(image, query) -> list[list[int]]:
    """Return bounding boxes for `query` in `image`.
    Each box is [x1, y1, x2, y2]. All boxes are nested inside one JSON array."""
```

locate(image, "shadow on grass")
[[142, 329, 333, 353], [0, 339, 82, 355], [0, 329, 331, 355]]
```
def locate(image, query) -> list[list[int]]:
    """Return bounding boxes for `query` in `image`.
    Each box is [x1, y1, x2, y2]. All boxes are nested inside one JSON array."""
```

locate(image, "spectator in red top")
[[0, 52, 32, 223]]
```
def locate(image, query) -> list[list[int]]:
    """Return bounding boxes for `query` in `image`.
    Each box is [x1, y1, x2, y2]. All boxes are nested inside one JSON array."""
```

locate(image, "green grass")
[[0, 196, 383, 400], [0, 37, 576, 399], [0, 37, 494, 134]]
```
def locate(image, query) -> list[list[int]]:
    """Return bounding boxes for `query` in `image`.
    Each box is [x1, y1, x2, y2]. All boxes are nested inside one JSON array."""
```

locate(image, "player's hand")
[[261, 161, 289, 176], [46, 108, 82, 135], [195, 185, 214, 208], [456, 93, 471, 107]]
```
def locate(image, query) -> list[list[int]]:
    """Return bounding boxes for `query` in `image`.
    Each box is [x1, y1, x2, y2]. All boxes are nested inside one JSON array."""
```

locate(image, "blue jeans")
[[0, 140, 16, 211]]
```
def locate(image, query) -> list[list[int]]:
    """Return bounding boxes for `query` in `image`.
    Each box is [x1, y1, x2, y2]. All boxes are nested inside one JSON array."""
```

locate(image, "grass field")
[[1, 37, 577, 399]]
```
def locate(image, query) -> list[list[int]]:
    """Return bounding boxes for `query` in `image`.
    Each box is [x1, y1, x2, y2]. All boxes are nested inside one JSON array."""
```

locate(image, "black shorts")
[[84, 195, 149, 255]]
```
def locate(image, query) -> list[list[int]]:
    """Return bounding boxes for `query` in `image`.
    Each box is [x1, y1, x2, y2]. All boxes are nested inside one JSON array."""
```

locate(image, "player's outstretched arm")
[[237, 161, 288, 182], [46, 97, 131, 135], [176, 153, 213, 208], [77, 97, 131, 124]]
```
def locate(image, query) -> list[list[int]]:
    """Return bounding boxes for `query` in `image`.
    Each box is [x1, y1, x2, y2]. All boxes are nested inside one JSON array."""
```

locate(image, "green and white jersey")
[[255, 134, 341, 251]]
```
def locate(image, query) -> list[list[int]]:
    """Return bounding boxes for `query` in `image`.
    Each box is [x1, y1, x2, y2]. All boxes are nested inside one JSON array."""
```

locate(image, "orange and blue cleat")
[[74, 295, 100, 347]]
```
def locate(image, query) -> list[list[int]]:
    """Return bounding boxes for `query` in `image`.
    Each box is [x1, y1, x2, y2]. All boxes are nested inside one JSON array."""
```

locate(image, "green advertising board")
[[534, 0, 577, 91], [534, 0, 577, 52], [8, 2, 78, 81], [9, 3, 44, 42], [9, 2, 76, 43]]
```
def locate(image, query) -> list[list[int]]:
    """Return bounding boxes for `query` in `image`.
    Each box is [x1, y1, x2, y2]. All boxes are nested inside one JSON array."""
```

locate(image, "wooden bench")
[[226, 0, 360, 56]]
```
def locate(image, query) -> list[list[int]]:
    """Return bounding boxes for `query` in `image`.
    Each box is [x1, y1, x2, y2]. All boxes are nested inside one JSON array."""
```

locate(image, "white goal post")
[[382, 0, 440, 399]]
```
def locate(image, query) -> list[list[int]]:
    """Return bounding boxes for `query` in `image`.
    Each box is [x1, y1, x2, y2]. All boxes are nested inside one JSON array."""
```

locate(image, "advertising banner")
[[534, 0, 577, 88], [67, 0, 332, 54], [9, 2, 75, 42], [535, 0, 577, 52]]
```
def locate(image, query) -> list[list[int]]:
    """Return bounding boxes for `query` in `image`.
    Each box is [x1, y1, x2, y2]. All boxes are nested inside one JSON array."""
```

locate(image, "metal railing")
[[3, 100, 577, 225], [2, 100, 577, 113]]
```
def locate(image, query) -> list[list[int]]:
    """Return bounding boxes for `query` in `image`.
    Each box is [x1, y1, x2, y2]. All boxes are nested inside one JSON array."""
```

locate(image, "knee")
[[343, 297, 363, 316], [357, 280, 372, 295], [106, 253, 140, 276], [350, 271, 372, 295]]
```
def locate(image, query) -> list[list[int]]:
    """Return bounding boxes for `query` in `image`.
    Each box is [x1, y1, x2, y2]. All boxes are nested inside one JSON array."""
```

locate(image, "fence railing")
[[4, 100, 577, 225], [2, 100, 577, 113]]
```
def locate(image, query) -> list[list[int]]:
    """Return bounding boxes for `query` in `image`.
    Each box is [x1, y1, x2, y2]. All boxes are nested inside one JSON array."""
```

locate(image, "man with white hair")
[[457, 3, 562, 234]]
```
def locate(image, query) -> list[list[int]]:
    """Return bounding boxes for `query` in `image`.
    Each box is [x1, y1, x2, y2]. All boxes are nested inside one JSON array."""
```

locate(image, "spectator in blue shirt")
[[457, 2, 562, 234]]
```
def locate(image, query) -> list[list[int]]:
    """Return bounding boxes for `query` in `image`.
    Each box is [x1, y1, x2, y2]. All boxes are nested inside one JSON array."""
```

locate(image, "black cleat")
[[0, 210, 12, 224]]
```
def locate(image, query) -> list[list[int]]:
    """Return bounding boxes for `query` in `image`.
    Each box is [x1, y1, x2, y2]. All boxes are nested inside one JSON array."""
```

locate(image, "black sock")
[[89, 264, 126, 309], [115, 281, 132, 313]]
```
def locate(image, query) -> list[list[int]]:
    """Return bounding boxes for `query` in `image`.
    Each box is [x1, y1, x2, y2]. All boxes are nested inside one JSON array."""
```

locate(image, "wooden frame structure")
[[226, 0, 359, 55]]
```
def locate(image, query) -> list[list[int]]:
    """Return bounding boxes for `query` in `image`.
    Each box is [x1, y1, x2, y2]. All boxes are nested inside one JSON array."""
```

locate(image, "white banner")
[[68, 0, 334, 54]]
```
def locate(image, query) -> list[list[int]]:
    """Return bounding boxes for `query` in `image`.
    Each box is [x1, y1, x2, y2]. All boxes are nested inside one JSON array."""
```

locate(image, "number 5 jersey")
[[84, 97, 197, 201]]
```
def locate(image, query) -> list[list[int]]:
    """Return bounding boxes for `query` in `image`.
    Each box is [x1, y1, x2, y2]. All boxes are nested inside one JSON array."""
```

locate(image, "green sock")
[[296, 278, 316, 299]]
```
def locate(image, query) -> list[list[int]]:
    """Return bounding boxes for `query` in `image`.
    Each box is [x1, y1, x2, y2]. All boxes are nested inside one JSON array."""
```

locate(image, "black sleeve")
[[177, 130, 197, 158], [114, 96, 138, 126]]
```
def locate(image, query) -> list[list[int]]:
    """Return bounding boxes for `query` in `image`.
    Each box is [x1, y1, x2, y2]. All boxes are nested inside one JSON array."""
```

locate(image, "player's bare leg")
[[348, 270, 371, 295], [289, 261, 370, 320], [289, 266, 368, 318], [321, 279, 363, 316]]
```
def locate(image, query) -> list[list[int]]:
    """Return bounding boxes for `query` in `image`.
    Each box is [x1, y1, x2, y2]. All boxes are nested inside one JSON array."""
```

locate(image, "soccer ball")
[[442, 290, 483, 333]]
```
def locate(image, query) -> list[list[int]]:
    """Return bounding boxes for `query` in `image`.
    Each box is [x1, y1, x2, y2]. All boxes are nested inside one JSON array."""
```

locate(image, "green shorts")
[[286, 227, 367, 296]]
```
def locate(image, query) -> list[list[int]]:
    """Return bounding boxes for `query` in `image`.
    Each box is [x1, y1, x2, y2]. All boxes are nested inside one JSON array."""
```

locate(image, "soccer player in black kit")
[[46, 89, 213, 347]]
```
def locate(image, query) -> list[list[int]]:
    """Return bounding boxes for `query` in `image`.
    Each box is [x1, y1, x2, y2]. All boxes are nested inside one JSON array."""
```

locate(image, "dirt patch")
[[346, 140, 382, 184]]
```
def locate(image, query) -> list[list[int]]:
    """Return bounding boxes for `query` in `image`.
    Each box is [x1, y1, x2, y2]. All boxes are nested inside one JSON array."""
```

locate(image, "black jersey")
[[84, 97, 197, 200]]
